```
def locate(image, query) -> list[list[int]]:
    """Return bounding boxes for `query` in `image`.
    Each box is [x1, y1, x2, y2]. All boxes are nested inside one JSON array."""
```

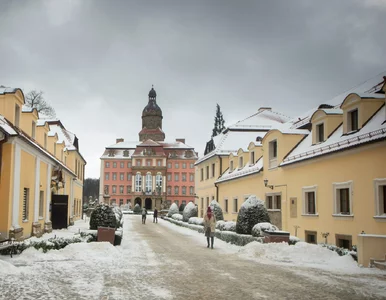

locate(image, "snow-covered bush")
[[188, 217, 204, 226], [179, 203, 186, 212], [210, 199, 224, 221], [289, 235, 300, 245], [215, 231, 264, 246], [112, 206, 123, 228], [90, 204, 117, 230], [321, 243, 357, 261], [215, 220, 236, 232], [182, 202, 198, 222], [167, 203, 179, 217], [251, 222, 278, 237], [216, 220, 225, 230], [236, 195, 270, 235], [171, 213, 183, 221], [133, 203, 141, 214]]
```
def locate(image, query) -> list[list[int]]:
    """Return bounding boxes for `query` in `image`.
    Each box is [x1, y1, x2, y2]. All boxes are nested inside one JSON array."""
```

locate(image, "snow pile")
[[236, 195, 270, 235], [216, 221, 236, 232], [251, 222, 278, 237], [210, 199, 224, 220], [0, 259, 21, 274], [182, 202, 198, 222], [188, 217, 204, 226], [171, 214, 183, 221], [238, 241, 361, 273], [167, 203, 179, 217]]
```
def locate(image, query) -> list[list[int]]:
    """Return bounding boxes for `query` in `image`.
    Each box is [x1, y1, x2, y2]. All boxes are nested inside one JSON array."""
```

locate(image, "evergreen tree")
[[211, 104, 226, 138]]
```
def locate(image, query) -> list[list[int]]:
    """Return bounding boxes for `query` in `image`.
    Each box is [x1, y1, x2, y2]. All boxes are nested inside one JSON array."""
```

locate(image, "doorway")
[[135, 198, 142, 207], [145, 198, 152, 210], [51, 194, 68, 229]]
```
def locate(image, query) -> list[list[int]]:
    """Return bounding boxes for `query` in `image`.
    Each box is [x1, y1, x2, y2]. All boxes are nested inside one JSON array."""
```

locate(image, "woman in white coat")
[[203, 206, 216, 249]]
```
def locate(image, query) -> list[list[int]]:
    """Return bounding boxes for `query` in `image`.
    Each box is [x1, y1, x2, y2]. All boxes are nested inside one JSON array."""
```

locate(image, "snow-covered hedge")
[[188, 217, 204, 226], [182, 202, 198, 222], [251, 222, 278, 237], [216, 220, 236, 232], [90, 204, 117, 230], [167, 203, 179, 217], [210, 200, 224, 221], [236, 195, 270, 235], [321, 243, 357, 261], [112, 206, 123, 228], [171, 213, 183, 221], [133, 204, 141, 214]]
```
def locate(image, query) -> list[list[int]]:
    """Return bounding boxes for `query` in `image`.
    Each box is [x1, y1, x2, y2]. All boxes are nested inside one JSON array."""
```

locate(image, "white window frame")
[[268, 139, 278, 169], [22, 187, 29, 221], [265, 192, 282, 211], [135, 173, 142, 192], [189, 186, 194, 195], [145, 173, 152, 193], [38, 190, 44, 219], [302, 185, 318, 216], [315, 122, 324, 143], [112, 185, 117, 194], [347, 108, 359, 133], [374, 178, 386, 218], [156, 174, 162, 189], [333, 181, 354, 217], [120, 173, 124, 181]]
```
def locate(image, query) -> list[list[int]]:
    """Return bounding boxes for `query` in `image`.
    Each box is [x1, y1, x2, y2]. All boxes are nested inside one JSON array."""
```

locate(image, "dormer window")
[[230, 161, 234, 172], [348, 109, 358, 132], [31, 121, 36, 139], [14, 104, 20, 127], [44, 133, 47, 149], [250, 151, 255, 165], [269, 140, 278, 168], [316, 123, 324, 143], [239, 157, 243, 169], [123, 150, 129, 157]]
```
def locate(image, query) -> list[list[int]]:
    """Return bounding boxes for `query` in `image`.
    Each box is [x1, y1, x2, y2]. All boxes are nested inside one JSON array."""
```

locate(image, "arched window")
[[135, 173, 142, 192], [156, 174, 162, 189], [146, 173, 152, 193]]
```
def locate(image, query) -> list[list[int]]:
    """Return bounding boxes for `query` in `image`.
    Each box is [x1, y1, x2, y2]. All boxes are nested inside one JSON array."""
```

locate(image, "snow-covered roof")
[[0, 86, 19, 95], [107, 141, 140, 149], [282, 106, 386, 166], [320, 109, 343, 115], [48, 123, 77, 150], [216, 156, 263, 183], [0, 115, 18, 135], [100, 149, 136, 159], [228, 109, 291, 130], [21, 105, 35, 113]]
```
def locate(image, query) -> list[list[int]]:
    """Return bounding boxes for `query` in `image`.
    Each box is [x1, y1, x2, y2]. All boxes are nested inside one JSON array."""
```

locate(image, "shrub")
[[133, 204, 141, 214], [167, 203, 179, 217], [210, 200, 224, 221], [179, 203, 186, 212], [251, 222, 278, 237], [236, 195, 270, 235], [182, 202, 198, 222], [215, 220, 236, 232], [112, 206, 123, 228], [171, 214, 183, 221], [289, 235, 300, 245], [90, 204, 117, 230], [188, 217, 204, 226]]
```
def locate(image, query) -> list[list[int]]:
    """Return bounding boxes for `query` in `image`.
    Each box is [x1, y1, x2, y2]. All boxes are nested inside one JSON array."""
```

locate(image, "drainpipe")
[[215, 182, 219, 202], [0, 132, 8, 179]]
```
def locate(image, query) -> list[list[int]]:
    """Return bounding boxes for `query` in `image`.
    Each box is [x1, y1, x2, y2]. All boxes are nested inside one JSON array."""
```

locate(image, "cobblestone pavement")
[[1, 215, 385, 300]]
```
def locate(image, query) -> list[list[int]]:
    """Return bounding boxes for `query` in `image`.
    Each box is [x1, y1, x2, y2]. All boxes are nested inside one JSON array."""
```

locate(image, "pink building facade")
[[99, 87, 198, 210]]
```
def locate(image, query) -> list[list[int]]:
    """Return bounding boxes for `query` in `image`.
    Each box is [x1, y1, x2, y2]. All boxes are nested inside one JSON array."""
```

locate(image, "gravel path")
[[1, 215, 385, 300]]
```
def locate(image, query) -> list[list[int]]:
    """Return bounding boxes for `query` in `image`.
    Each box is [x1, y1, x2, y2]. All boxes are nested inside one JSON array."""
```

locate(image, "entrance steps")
[[370, 254, 386, 270]]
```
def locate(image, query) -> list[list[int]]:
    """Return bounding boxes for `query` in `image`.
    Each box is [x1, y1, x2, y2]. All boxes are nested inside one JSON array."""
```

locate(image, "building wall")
[[0, 143, 14, 238]]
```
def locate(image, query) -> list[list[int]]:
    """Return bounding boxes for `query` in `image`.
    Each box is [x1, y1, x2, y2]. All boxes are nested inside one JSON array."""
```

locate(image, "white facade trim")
[[11, 142, 21, 229], [302, 185, 318, 215], [374, 178, 386, 216], [332, 180, 354, 215], [45, 164, 52, 222], [33, 157, 41, 222]]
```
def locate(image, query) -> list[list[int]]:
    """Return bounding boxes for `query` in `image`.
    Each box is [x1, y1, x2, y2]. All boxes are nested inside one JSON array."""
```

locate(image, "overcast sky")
[[1, 0, 385, 178]]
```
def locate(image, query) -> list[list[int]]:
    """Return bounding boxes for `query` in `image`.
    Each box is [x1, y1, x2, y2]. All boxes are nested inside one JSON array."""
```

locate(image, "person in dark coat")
[[142, 207, 147, 224], [153, 208, 158, 223]]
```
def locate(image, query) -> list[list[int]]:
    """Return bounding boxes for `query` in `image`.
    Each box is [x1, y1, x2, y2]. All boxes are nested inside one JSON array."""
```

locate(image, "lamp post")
[[264, 179, 274, 189]]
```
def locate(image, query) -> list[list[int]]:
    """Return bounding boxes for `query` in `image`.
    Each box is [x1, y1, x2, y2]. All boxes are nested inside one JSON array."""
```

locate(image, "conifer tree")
[[211, 104, 226, 138]]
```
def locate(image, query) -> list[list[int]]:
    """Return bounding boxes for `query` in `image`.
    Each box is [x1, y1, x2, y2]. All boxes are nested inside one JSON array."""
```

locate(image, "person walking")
[[153, 208, 158, 223], [142, 207, 147, 224], [203, 206, 216, 249]]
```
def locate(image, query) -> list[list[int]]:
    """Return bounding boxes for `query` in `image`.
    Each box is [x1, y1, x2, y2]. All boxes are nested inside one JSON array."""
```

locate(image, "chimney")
[[176, 138, 185, 144], [258, 107, 272, 112], [116, 138, 124, 144]]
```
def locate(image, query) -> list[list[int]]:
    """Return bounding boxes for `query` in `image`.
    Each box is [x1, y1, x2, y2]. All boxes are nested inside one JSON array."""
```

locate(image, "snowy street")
[[1, 215, 386, 300]]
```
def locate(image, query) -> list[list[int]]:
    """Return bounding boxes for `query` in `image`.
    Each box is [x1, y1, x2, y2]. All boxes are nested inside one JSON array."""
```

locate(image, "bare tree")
[[25, 90, 56, 118]]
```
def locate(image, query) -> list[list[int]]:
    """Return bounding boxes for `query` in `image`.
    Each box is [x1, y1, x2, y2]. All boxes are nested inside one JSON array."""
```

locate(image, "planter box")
[[97, 227, 115, 245], [262, 230, 290, 243]]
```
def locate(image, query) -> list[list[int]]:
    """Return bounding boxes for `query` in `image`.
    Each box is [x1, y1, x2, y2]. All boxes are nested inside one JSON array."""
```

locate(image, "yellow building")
[[0, 86, 86, 241], [196, 74, 386, 266]]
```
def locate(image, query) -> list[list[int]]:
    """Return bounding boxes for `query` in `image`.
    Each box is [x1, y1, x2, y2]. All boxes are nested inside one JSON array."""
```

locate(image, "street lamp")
[[264, 179, 274, 189]]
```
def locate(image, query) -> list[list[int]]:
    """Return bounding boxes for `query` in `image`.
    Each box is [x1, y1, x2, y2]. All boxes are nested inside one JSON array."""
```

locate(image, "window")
[[336, 234, 352, 250], [182, 173, 187, 182], [189, 186, 194, 195], [230, 161, 234, 172], [250, 151, 255, 165], [15, 104, 20, 127], [127, 185, 132, 193], [105, 162, 110, 168], [266, 194, 281, 210], [113, 162, 117, 168], [168, 162, 172, 168], [157, 160, 162, 166], [182, 163, 186, 169], [39, 191, 44, 218], [348, 109, 359, 132], [120, 173, 124, 181], [190, 163, 194, 169], [206, 166, 209, 179], [22, 188, 29, 221], [119, 199, 124, 206], [127, 162, 132, 168], [136, 160, 141, 167], [167, 173, 172, 181], [174, 173, 179, 181], [167, 186, 172, 195], [200, 168, 203, 181], [316, 123, 324, 143], [233, 198, 238, 212], [224, 199, 228, 213], [212, 163, 215, 177], [112, 173, 117, 180], [105, 173, 109, 180], [174, 200, 179, 205], [112, 186, 117, 194], [111, 199, 116, 205], [145, 174, 152, 193], [174, 186, 179, 195], [32, 121, 36, 139], [239, 157, 243, 169], [135, 174, 142, 192], [302, 186, 317, 215], [305, 231, 317, 244], [120, 162, 124, 168], [269, 140, 278, 168], [104, 185, 109, 195], [156, 174, 162, 190], [206, 197, 209, 207], [123, 150, 129, 157], [333, 181, 353, 215], [182, 186, 186, 195], [190, 173, 194, 182], [147, 160, 152, 166], [120, 185, 124, 194], [374, 179, 386, 216], [127, 173, 132, 181], [175, 163, 179, 169]]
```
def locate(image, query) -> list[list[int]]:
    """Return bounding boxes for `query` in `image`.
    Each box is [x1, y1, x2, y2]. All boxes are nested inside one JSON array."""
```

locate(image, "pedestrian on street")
[[203, 206, 216, 249], [153, 208, 158, 223], [142, 207, 147, 224]]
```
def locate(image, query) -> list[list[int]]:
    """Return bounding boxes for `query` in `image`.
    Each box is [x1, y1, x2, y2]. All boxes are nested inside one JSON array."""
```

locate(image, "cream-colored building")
[[0, 86, 86, 241], [196, 74, 386, 266]]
